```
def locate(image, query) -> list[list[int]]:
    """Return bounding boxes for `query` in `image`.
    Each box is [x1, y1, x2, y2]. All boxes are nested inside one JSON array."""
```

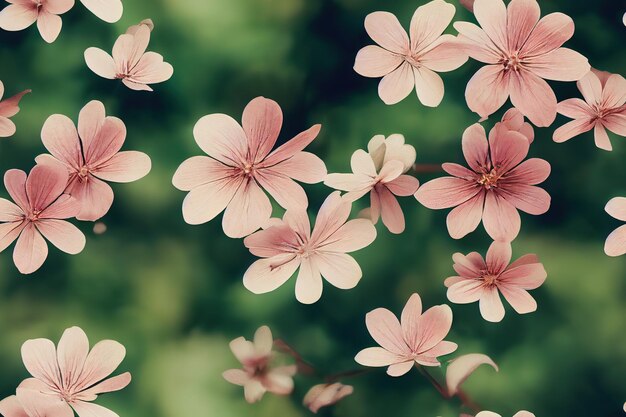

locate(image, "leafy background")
[[0, 0, 625, 416]]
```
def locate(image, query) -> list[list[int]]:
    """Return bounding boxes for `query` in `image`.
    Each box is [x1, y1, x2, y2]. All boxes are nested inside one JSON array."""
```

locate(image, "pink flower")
[[445, 353, 498, 396], [243, 192, 376, 304], [303, 383, 353, 414], [36, 100, 152, 221], [79, 0, 122, 23], [325, 135, 420, 234], [0, 392, 69, 417], [223, 326, 296, 404], [493, 108, 534, 143], [17, 326, 131, 417], [605, 197, 626, 257], [0, 81, 30, 138], [173, 96, 327, 239], [445, 241, 547, 322], [476, 412, 535, 417], [455, 0, 590, 126], [554, 69, 626, 151], [355, 293, 457, 376], [0, 0, 73, 43], [353, 0, 467, 107], [0, 163, 84, 274], [415, 123, 551, 242], [84, 20, 173, 91]]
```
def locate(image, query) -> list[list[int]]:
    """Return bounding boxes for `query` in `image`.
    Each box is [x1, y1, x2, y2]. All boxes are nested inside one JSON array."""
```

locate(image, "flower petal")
[[415, 304, 453, 353], [521, 12, 574, 57], [73, 339, 126, 393], [385, 175, 419, 196], [269, 151, 327, 184], [447, 279, 485, 304], [315, 252, 362, 290], [387, 360, 414, 377], [499, 285, 538, 314], [552, 118, 593, 143], [21, 337, 60, 388], [13, 224, 48, 274], [243, 254, 300, 294], [84, 47, 117, 79], [193, 114, 247, 166], [181, 176, 241, 225], [295, 257, 323, 304], [5, 169, 29, 212], [465, 65, 510, 119], [262, 124, 322, 166], [509, 70, 557, 127], [604, 224, 626, 257], [36, 11, 62, 44], [605, 197, 626, 222], [355, 347, 401, 367], [498, 184, 550, 215], [79, 0, 123, 23], [446, 353, 498, 395], [172, 156, 233, 191], [409, 0, 456, 53], [506, 0, 540, 52], [482, 192, 521, 242], [364, 11, 409, 54], [71, 400, 120, 417], [365, 307, 407, 354], [64, 176, 112, 221], [36, 219, 85, 255], [462, 123, 489, 172], [489, 129, 531, 170], [379, 186, 405, 234], [222, 179, 272, 238], [453, 21, 501, 64], [57, 327, 90, 391], [446, 192, 485, 239], [413, 66, 445, 107], [526, 47, 590, 82], [378, 62, 415, 105], [415, 177, 480, 209], [479, 286, 505, 322], [473, 0, 508, 51], [504, 158, 551, 185], [0, 4, 37, 31], [499, 263, 547, 289], [400, 293, 422, 344], [241, 97, 282, 163], [486, 240, 512, 274], [354, 45, 403, 78], [94, 151, 151, 183]]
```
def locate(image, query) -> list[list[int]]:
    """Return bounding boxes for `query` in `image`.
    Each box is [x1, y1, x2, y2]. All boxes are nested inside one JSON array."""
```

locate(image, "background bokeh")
[[1, 0, 625, 416]]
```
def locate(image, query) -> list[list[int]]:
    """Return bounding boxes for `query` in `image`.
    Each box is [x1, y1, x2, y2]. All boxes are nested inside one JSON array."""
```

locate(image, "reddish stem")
[[273, 339, 316, 375], [412, 163, 444, 174]]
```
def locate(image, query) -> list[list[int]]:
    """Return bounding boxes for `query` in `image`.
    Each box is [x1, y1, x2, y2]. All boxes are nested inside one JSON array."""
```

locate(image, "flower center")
[[404, 55, 421, 68], [482, 274, 499, 286], [27, 209, 42, 222], [242, 163, 254, 176], [478, 168, 501, 189], [501, 53, 522, 72]]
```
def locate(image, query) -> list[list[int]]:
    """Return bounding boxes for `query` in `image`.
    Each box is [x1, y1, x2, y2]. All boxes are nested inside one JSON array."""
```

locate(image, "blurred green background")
[[1, 0, 625, 416]]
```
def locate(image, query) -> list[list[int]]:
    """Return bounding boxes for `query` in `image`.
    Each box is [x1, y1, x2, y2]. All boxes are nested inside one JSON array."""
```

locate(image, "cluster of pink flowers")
[[0, 327, 130, 417], [0, 100, 151, 273], [1, 0, 624, 415]]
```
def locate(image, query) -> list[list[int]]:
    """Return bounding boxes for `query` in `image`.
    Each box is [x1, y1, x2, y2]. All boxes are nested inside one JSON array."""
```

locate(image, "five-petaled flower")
[[353, 0, 467, 107], [16, 326, 131, 417], [415, 123, 551, 242], [454, 0, 590, 126], [173, 96, 327, 238], [85, 20, 174, 91], [0, 0, 74, 43], [554, 69, 626, 151], [325, 134, 420, 234], [243, 192, 376, 304], [36, 100, 152, 221], [605, 197, 626, 257], [355, 292, 457, 376], [223, 326, 296, 404], [303, 382, 354, 414], [0, 163, 85, 274], [0, 81, 30, 138], [445, 241, 547, 322]]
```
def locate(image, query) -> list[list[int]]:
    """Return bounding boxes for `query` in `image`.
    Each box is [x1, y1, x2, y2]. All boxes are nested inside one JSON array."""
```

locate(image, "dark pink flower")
[[354, 0, 467, 106], [0, 81, 30, 138], [445, 241, 547, 322], [0, 163, 84, 274], [355, 293, 457, 376], [325, 135, 419, 234], [415, 123, 551, 241], [455, 0, 590, 126], [554, 69, 626, 151], [243, 192, 376, 304], [36, 100, 151, 221], [174, 96, 327, 238]]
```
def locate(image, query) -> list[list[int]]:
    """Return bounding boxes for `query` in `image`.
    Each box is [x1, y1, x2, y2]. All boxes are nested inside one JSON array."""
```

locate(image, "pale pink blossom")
[[303, 383, 353, 414], [173, 96, 327, 239], [223, 326, 296, 404], [445, 241, 546, 322], [243, 192, 376, 304], [353, 0, 467, 107], [355, 293, 457, 376], [0, 163, 84, 274], [17, 326, 131, 417], [84, 20, 173, 91], [455, 0, 590, 126], [0, 81, 30, 138], [0, 0, 73, 43], [554, 69, 626, 151], [445, 353, 498, 396], [0, 391, 71, 417], [79, 0, 122, 23], [493, 108, 534, 143], [325, 135, 419, 234], [415, 123, 551, 242], [36, 100, 151, 221], [476, 412, 535, 417], [605, 197, 626, 257]]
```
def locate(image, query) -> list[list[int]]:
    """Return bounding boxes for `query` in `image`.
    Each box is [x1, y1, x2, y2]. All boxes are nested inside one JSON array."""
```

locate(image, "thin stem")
[[416, 365, 449, 398], [273, 339, 316, 376], [412, 163, 444, 174], [324, 368, 373, 382], [457, 388, 482, 414]]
